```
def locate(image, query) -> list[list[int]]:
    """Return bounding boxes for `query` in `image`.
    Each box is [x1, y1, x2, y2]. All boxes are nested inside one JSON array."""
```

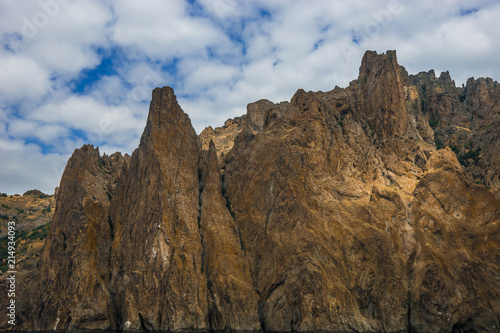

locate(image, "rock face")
[[26, 51, 500, 333], [408, 149, 500, 332], [35, 145, 125, 330], [109, 87, 207, 331], [199, 141, 261, 330], [199, 116, 246, 158], [358, 50, 410, 139], [412, 70, 500, 191]]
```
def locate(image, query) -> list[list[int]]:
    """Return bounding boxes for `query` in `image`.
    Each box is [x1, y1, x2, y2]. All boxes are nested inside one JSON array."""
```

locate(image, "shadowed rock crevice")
[[199, 140, 261, 331]]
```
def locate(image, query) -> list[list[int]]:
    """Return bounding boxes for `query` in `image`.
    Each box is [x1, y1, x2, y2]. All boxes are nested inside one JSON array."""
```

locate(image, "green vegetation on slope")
[[0, 220, 51, 273]]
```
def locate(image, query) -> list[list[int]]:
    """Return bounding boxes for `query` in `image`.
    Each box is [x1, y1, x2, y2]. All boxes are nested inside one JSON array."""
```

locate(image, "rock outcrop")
[[199, 141, 261, 330], [17, 50, 500, 333], [408, 149, 500, 332], [22, 189, 46, 197], [199, 116, 246, 158], [411, 70, 500, 191], [109, 87, 207, 331], [35, 146, 125, 330]]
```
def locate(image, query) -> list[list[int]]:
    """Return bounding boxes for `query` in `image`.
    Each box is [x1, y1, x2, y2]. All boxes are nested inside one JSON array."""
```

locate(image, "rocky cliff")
[[109, 86, 208, 331], [5, 50, 499, 332], [35, 146, 126, 330]]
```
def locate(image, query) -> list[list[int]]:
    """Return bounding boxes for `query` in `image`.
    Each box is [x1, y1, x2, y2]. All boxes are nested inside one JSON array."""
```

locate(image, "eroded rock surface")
[[200, 116, 246, 158], [199, 141, 261, 330], [22, 51, 500, 333], [35, 145, 125, 330], [109, 87, 208, 331]]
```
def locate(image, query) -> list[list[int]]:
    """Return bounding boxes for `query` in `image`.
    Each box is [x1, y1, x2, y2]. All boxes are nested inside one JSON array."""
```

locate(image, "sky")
[[0, 0, 499, 195]]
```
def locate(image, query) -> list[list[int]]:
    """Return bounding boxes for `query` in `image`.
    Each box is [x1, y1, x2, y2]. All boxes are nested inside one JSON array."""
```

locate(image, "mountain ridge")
[[1, 50, 499, 333]]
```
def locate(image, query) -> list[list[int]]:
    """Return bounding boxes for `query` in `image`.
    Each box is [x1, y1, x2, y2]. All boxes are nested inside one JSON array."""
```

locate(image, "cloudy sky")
[[0, 0, 499, 195]]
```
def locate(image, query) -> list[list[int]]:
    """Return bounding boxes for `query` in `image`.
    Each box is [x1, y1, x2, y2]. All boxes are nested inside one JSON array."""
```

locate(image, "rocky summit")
[[2, 50, 499, 333]]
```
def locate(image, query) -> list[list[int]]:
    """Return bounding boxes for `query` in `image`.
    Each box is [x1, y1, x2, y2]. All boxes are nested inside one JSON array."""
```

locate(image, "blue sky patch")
[[24, 137, 52, 155], [70, 48, 121, 94], [460, 8, 479, 16]]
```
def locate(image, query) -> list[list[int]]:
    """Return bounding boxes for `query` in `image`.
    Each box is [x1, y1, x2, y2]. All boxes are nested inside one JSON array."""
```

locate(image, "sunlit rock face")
[[25, 51, 500, 333]]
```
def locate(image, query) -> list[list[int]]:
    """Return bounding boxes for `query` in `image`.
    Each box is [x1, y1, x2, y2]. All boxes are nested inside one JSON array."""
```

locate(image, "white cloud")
[[7, 118, 69, 144], [359, 1, 500, 85], [0, 139, 69, 195], [17, 0, 112, 76], [112, 0, 225, 60], [0, 53, 51, 103], [27, 95, 144, 149], [182, 61, 239, 91], [87, 75, 128, 105], [1, 0, 500, 194]]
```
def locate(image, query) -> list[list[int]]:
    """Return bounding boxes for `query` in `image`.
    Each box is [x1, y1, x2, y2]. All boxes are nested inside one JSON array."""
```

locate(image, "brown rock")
[[109, 87, 208, 331], [412, 69, 500, 191], [409, 148, 500, 332], [358, 50, 408, 139], [199, 116, 246, 158], [22, 189, 46, 196], [222, 80, 413, 332], [35, 144, 125, 330], [199, 141, 261, 330], [219, 51, 499, 332], [19, 50, 500, 333], [247, 99, 275, 131]]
